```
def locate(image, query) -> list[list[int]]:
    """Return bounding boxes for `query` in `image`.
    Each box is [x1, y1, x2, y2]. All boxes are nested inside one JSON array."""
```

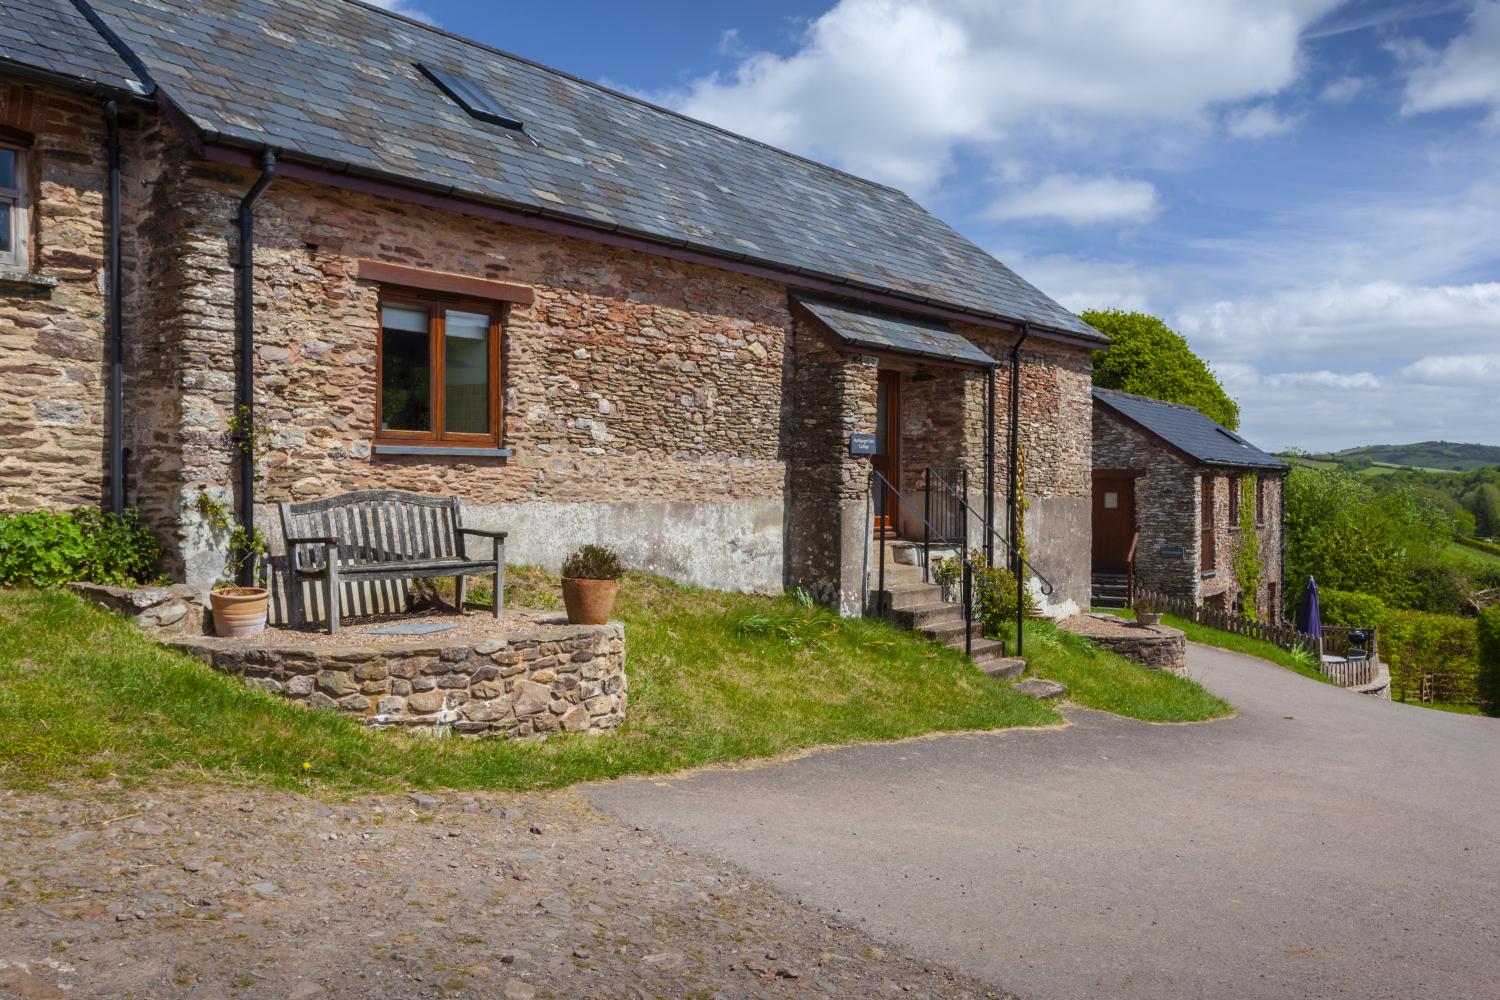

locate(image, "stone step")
[[880, 582, 945, 611], [950, 635, 1007, 661], [980, 657, 1027, 681], [1092, 596, 1128, 609], [887, 601, 967, 630]]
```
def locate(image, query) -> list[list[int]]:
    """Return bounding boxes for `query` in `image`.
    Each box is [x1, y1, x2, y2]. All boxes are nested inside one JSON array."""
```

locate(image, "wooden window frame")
[[1200, 475, 1217, 573], [375, 291, 504, 449], [1228, 475, 1241, 528], [0, 143, 28, 271], [1255, 478, 1267, 527]]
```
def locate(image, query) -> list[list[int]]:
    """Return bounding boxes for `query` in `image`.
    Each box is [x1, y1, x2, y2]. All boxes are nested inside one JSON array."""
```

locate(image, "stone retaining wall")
[[1077, 621, 1187, 672], [166, 623, 626, 737]]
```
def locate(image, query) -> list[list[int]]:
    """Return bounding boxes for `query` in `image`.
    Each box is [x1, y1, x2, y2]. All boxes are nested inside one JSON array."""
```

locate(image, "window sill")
[[374, 444, 512, 459], [0, 269, 58, 290]]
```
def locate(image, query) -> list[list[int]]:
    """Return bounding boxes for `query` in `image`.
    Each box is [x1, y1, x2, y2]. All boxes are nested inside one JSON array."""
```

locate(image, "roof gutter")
[[197, 141, 1107, 352], [234, 148, 276, 586], [105, 98, 124, 515]]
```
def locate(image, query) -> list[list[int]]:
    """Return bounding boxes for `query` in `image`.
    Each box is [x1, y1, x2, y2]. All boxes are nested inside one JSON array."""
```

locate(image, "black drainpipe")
[[105, 99, 124, 515], [983, 365, 996, 564], [235, 149, 277, 585], [1009, 323, 1030, 657]]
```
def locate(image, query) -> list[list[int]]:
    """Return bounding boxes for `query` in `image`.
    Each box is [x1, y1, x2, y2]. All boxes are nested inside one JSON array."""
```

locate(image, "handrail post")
[[962, 486, 971, 658], [877, 471, 886, 617]]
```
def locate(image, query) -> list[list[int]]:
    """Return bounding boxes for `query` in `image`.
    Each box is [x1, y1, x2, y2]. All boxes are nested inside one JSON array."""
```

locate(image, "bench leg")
[[326, 561, 340, 636], [493, 540, 505, 621], [290, 575, 305, 630], [455, 574, 467, 615]]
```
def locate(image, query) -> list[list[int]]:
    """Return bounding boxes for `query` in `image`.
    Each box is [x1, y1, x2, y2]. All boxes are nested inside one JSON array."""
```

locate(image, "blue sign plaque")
[[849, 432, 877, 456]]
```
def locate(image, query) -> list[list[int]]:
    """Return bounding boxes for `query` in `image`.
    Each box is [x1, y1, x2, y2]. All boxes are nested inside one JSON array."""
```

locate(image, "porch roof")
[[793, 295, 997, 368]]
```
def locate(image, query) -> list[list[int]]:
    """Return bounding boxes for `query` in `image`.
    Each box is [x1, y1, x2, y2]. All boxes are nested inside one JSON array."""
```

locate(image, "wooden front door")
[[1092, 477, 1135, 572], [872, 370, 901, 533]]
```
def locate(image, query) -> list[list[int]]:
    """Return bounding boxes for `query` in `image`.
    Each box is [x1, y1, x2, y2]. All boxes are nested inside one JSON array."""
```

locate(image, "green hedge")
[[0, 508, 161, 589], [1319, 587, 1480, 704], [1456, 535, 1500, 559], [1478, 607, 1500, 716], [1318, 588, 1388, 627]]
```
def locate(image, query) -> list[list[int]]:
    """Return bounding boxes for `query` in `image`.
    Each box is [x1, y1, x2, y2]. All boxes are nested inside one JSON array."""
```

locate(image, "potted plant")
[[1134, 601, 1163, 628], [561, 544, 624, 625], [210, 524, 271, 636]]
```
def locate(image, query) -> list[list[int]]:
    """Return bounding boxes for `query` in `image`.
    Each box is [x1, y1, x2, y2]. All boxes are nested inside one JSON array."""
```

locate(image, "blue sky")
[[378, 0, 1500, 452]]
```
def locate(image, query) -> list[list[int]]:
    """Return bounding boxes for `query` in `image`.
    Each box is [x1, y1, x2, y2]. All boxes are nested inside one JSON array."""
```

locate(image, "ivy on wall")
[[1234, 476, 1263, 621]]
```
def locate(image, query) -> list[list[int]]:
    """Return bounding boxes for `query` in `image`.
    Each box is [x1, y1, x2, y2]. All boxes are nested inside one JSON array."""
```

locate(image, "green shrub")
[[969, 549, 1032, 640], [1318, 588, 1388, 627], [0, 507, 160, 589], [561, 544, 624, 580], [1477, 606, 1500, 716], [1382, 609, 1480, 705]]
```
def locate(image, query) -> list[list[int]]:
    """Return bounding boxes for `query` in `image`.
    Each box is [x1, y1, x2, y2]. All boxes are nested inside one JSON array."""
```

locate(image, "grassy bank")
[[1, 574, 1060, 792], [1020, 618, 1232, 722]]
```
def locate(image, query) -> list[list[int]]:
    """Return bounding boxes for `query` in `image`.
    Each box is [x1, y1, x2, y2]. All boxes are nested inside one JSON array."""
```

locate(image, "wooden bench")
[[279, 490, 506, 634]]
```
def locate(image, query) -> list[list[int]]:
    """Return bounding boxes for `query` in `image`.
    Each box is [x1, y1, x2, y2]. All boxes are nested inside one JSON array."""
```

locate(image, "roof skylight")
[[417, 63, 523, 131]]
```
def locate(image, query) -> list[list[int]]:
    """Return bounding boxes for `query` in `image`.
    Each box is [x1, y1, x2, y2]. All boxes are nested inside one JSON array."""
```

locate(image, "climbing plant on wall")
[[1234, 476, 1263, 621]]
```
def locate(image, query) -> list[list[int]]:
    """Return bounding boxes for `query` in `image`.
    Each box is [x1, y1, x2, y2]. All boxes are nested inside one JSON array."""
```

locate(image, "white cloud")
[[1399, 1, 1500, 124], [1401, 353, 1500, 384], [986, 175, 1159, 225], [1264, 370, 1383, 389], [1319, 74, 1369, 103], [1225, 103, 1302, 138], [361, 0, 436, 25], [1176, 280, 1500, 364], [992, 250, 1163, 313], [657, 0, 1341, 192]]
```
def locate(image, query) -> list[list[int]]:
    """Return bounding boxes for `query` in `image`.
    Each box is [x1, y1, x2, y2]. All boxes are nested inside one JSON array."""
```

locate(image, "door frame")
[[873, 369, 901, 531], [1091, 472, 1138, 573]]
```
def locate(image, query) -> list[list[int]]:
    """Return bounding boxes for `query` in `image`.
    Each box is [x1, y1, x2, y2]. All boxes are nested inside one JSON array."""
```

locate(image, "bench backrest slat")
[[279, 490, 467, 570]]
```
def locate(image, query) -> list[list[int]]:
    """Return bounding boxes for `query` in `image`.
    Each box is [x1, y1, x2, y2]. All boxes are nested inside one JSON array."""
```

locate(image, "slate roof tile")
[[0, 0, 142, 92], [1093, 388, 1288, 471], [795, 294, 997, 368]]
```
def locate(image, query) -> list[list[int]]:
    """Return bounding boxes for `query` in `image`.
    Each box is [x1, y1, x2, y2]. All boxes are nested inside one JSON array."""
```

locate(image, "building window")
[[377, 294, 502, 446], [1256, 478, 1267, 525], [1228, 476, 1241, 525], [1200, 475, 1216, 572], [0, 144, 28, 270]]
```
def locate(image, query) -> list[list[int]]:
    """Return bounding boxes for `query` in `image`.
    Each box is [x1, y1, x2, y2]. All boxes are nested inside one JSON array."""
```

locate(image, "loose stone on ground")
[[0, 784, 1013, 999]]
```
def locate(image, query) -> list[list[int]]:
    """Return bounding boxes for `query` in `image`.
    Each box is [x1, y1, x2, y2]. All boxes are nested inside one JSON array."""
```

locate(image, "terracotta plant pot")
[[210, 586, 269, 637], [1135, 611, 1163, 627], [561, 577, 619, 625]]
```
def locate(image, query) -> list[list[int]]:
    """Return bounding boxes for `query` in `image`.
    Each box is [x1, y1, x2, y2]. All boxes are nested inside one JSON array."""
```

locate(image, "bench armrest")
[[286, 535, 338, 546], [457, 527, 508, 540]]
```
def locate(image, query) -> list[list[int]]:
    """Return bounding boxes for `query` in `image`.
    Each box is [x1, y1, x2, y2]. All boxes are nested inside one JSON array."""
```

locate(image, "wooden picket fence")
[[1134, 589, 1378, 687]]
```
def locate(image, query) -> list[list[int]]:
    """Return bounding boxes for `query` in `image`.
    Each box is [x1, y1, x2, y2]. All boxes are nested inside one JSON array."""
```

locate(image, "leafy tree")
[[1283, 466, 1455, 611], [1083, 309, 1240, 430], [1477, 605, 1500, 717], [1470, 483, 1500, 538]]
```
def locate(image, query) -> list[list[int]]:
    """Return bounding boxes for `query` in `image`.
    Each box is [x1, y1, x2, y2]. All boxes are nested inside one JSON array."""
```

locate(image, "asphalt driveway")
[[588, 644, 1500, 1000]]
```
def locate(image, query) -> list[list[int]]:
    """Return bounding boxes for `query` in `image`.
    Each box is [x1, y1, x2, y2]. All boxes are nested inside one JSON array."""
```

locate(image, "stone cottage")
[[0, 0, 1104, 618], [1091, 388, 1288, 620]]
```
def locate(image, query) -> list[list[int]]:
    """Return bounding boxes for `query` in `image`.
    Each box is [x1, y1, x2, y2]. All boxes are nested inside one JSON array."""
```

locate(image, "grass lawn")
[[1102, 607, 1330, 685], [1, 573, 1065, 793], [1019, 618, 1232, 722], [1400, 699, 1484, 716], [1443, 540, 1500, 571]]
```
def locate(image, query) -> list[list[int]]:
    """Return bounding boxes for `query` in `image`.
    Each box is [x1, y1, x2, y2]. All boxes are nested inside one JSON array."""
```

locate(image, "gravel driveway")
[[588, 644, 1500, 1000]]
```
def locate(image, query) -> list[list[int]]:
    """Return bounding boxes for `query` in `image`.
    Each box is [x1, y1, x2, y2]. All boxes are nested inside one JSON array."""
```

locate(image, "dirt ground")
[[0, 781, 1010, 1000]]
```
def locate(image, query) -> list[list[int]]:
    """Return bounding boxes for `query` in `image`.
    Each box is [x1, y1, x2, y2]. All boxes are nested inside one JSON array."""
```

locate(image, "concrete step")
[[880, 582, 945, 611], [887, 601, 966, 630], [950, 635, 1007, 661], [980, 657, 1027, 680], [1092, 596, 1128, 609]]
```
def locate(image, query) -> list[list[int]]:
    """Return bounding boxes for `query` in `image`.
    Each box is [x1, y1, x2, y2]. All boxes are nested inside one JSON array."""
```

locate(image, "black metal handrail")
[[922, 465, 967, 586], [925, 466, 1056, 597], [870, 468, 980, 657]]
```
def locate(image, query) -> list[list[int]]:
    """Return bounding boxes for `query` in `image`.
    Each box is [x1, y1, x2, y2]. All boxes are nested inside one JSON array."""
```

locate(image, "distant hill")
[[1292, 441, 1500, 473]]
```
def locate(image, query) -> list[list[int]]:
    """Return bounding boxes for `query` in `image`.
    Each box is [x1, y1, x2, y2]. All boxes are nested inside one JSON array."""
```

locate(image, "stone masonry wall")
[[1093, 404, 1199, 600], [0, 76, 117, 510], [168, 622, 626, 737], [123, 166, 791, 590], [1094, 404, 1286, 618]]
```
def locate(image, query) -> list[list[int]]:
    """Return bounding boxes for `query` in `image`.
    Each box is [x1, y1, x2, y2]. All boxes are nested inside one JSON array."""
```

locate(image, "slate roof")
[[0, 0, 143, 93], [794, 294, 996, 367], [1093, 388, 1288, 472], [66, 0, 1103, 343]]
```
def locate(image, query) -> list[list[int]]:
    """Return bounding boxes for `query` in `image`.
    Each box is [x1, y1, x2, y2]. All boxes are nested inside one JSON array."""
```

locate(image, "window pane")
[[0, 202, 10, 255], [444, 309, 490, 435], [381, 304, 431, 432], [0, 150, 13, 190]]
